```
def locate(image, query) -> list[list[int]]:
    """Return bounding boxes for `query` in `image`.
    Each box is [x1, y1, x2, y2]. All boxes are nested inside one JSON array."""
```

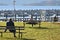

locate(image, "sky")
[[0, 0, 60, 10], [0, 0, 43, 5]]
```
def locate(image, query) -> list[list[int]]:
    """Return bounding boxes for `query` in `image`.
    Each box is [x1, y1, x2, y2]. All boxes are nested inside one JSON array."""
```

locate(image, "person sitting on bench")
[[4, 18, 16, 37]]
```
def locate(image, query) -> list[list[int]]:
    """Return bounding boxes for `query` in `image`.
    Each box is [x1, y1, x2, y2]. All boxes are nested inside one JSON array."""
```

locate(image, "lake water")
[[0, 6, 60, 10]]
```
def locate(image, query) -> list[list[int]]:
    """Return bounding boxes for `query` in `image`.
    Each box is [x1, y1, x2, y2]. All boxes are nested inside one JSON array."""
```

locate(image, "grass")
[[0, 22, 60, 40]]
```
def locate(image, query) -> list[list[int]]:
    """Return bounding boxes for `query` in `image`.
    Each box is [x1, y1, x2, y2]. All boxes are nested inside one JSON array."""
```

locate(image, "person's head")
[[9, 18, 12, 21]]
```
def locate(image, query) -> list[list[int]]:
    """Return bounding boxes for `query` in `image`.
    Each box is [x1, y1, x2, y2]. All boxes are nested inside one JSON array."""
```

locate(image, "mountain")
[[40, 0, 60, 6], [23, 0, 60, 6], [0, 3, 8, 6]]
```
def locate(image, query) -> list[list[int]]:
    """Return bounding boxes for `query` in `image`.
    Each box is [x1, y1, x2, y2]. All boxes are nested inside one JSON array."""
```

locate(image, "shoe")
[[14, 36, 17, 37]]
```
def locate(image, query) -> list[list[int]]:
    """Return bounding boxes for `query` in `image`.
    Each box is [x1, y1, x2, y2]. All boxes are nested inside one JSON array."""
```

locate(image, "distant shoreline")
[[0, 6, 60, 10]]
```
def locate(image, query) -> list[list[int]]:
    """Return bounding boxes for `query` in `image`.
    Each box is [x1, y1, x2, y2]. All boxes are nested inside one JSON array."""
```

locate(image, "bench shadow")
[[29, 27, 60, 29], [3, 37, 36, 40], [2, 37, 15, 39], [22, 38, 36, 40], [29, 27, 49, 29]]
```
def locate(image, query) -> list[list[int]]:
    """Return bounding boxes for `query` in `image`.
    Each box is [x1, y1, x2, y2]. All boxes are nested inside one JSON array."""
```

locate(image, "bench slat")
[[0, 26, 25, 30], [0, 26, 25, 39]]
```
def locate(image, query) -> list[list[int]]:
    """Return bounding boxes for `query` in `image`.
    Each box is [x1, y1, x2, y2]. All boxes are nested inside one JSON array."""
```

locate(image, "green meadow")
[[0, 22, 60, 40]]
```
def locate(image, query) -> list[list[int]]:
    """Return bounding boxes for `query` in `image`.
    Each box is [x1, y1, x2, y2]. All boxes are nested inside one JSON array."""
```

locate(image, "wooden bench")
[[0, 26, 26, 39]]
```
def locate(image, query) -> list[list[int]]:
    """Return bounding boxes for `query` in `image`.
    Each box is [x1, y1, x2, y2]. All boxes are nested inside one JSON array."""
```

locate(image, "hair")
[[9, 18, 12, 21]]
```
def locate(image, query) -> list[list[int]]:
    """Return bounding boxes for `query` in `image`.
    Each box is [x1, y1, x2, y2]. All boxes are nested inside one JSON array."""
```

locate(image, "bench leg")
[[21, 33, 23, 39], [19, 32, 23, 39], [19, 32, 20, 38], [0, 32, 3, 37]]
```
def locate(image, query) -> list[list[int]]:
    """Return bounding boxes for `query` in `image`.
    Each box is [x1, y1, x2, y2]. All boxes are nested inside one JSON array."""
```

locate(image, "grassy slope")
[[0, 22, 60, 40]]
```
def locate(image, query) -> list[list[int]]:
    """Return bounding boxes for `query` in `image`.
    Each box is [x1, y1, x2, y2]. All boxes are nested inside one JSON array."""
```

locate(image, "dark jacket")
[[5, 21, 16, 32], [7, 21, 14, 26], [6, 21, 15, 30]]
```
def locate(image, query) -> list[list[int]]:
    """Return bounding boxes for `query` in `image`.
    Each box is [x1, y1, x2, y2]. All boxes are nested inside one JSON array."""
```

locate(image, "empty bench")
[[0, 26, 26, 39]]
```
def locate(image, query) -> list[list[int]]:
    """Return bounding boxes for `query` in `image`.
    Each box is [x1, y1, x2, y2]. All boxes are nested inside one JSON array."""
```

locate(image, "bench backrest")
[[15, 26, 24, 30], [0, 26, 25, 30]]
